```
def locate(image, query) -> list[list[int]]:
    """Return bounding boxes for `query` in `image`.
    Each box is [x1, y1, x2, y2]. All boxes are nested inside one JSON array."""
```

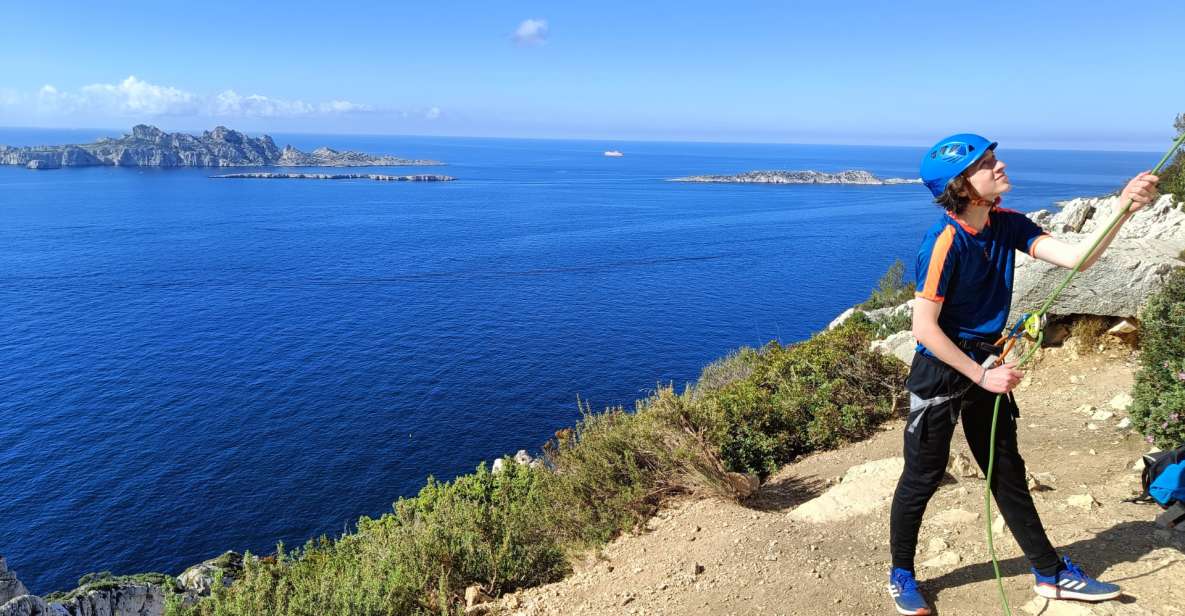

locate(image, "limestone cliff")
[[0, 125, 442, 169]]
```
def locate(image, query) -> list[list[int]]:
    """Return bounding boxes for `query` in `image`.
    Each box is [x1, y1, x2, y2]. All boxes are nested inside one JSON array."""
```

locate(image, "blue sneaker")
[[1032, 556, 1121, 602], [888, 568, 931, 615]]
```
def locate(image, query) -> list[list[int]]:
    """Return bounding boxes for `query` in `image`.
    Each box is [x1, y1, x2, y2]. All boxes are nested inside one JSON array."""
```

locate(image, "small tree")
[[858, 259, 915, 311], [1164, 113, 1185, 202], [1130, 267, 1185, 448]]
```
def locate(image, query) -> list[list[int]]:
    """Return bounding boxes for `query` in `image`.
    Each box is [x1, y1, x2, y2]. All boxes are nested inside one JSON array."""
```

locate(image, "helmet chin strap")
[[961, 175, 1001, 209]]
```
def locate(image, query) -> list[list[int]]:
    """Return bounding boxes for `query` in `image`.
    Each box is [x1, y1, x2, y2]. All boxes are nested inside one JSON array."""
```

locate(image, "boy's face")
[[964, 150, 1012, 200]]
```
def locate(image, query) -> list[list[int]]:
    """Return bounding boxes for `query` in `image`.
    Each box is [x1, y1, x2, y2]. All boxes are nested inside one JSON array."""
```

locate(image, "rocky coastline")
[[210, 172, 455, 182], [669, 169, 922, 185], [0, 125, 443, 170]]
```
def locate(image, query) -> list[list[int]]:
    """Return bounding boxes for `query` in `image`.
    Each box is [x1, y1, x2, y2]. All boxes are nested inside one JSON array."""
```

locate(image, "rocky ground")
[[489, 339, 1185, 616]]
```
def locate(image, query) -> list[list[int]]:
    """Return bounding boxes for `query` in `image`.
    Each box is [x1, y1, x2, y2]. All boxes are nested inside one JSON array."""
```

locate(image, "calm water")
[[0, 128, 1155, 592]]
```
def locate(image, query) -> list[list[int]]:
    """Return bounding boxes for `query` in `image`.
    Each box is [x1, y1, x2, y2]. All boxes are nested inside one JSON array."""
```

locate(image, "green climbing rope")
[[984, 132, 1185, 616]]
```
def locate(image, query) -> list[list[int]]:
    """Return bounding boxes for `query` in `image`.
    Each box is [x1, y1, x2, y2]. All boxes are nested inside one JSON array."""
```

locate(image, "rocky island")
[[211, 172, 455, 182], [0, 125, 443, 169], [670, 169, 921, 185]]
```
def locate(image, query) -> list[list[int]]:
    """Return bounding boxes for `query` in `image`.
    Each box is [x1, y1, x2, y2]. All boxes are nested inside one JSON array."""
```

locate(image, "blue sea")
[[0, 128, 1156, 593]]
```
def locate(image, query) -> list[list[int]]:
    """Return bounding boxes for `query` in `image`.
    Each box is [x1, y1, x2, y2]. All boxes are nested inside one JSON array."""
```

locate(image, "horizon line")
[[0, 123, 1168, 155]]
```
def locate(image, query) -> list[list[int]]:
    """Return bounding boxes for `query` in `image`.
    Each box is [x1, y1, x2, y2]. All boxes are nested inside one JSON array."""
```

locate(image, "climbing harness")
[[981, 132, 1185, 616]]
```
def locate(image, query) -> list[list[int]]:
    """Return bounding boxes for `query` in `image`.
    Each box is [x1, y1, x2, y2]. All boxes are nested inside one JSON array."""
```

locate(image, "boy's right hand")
[[981, 362, 1024, 394]]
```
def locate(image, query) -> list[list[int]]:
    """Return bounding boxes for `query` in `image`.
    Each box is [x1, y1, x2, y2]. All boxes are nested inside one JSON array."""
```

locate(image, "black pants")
[[889, 352, 1061, 576]]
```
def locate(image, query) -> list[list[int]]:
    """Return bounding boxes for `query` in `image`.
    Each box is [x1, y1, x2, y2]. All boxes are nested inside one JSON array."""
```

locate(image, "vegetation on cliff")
[[168, 270, 908, 616], [1162, 113, 1185, 202]]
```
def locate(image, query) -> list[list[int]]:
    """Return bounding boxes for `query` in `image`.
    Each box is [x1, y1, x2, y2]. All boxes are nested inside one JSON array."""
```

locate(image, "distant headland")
[[0, 125, 443, 169], [670, 170, 922, 185]]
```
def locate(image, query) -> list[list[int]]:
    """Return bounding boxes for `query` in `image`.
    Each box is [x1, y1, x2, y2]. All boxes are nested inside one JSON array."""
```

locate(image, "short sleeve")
[[916, 225, 957, 302], [999, 209, 1050, 256]]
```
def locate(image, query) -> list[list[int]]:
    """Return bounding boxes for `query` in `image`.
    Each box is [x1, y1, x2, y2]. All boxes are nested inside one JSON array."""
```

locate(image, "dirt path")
[[493, 343, 1185, 616]]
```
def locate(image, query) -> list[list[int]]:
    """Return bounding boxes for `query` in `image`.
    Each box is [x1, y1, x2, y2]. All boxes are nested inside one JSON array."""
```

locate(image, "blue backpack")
[[1139, 444, 1185, 508]]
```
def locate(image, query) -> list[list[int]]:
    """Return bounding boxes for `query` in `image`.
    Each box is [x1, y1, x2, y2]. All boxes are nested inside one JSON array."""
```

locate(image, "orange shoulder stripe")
[[918, 225, 956, 301]]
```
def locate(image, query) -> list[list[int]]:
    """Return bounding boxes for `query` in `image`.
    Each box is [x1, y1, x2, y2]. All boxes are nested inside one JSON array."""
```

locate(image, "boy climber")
[[887, 133, 1160, 615]]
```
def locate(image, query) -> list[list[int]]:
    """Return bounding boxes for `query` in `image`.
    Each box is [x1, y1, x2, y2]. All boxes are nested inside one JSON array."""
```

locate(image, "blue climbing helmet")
[[920, 133, 998, 198]]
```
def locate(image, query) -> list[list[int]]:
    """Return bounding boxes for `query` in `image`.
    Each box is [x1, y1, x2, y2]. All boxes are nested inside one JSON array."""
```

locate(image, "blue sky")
[[1, 1, 1182, 149]]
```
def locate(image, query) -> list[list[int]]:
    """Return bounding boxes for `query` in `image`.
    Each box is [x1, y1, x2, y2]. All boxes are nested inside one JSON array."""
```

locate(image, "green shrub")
[[694, 346, 761, 396], [1130, 267, 1185, 448], [857, 259, 915, 311], [539, 392, 733, 546], [1161, 113, 1185, 202], [690, 316, 907, 477], [176, 460, 566, 616]]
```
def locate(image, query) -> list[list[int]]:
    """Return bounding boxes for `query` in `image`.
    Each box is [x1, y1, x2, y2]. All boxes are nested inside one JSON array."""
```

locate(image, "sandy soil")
[[489, 341, 1185, 616]]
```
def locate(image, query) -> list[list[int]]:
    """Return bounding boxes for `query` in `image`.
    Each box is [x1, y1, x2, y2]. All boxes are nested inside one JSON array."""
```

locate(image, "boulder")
[[513, 450, 532, 466], [177, 551, 242, 597], [1067, 493, 1100, 512], [54, 583, 165, 616], [0, 595, 55, 616], [788, 458, 903, 523], [870, 330, 916, 366], [1012, 195, 1184, 319], [827, 307, 856, 330], [947, 452, 983, 479], [0, 558, 29, 606], [1109, 392, 1134, 412], [25, 159, 60, 170]]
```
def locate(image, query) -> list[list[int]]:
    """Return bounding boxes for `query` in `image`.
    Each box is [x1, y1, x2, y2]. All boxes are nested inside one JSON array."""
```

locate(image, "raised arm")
[[1031, 172, 1160, 270]]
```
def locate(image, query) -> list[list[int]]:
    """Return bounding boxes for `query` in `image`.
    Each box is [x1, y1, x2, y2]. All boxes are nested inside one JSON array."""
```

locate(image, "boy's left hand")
[[1121, 171, 1160, 212]]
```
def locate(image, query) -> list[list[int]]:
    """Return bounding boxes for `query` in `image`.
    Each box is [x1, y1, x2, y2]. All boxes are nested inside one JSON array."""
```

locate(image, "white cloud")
[[512, 18, 548, 46], [213, 90, 316, 117], [425, 106, 441, 120], [79, 76, 199, 115], [318, 99, 374, 113], [10, 76, 377, 119]]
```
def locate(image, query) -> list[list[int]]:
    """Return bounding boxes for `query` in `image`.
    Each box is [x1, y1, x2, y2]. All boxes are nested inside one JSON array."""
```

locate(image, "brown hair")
[[934, 175, 973, 215], [934, 174, 997, 215]]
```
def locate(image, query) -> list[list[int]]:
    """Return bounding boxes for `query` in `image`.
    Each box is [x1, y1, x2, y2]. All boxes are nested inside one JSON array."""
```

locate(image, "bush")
[[538, 396, 725, 546], [694, 346, 760, 395], [689, 316, 907, 477], [857, 259, 915, 311], [1130, 267, 1185, 448], [1160, 113, 1185, 202], [176, 460, 567, 616]]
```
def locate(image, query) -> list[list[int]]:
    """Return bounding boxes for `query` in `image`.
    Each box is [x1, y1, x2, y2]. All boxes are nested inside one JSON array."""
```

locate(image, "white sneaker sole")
[[1033, 583, 1121, 602]]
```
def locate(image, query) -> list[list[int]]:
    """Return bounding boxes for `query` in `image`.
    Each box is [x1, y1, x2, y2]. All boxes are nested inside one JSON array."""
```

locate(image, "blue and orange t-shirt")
[[914, 206, 1049, 360]]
